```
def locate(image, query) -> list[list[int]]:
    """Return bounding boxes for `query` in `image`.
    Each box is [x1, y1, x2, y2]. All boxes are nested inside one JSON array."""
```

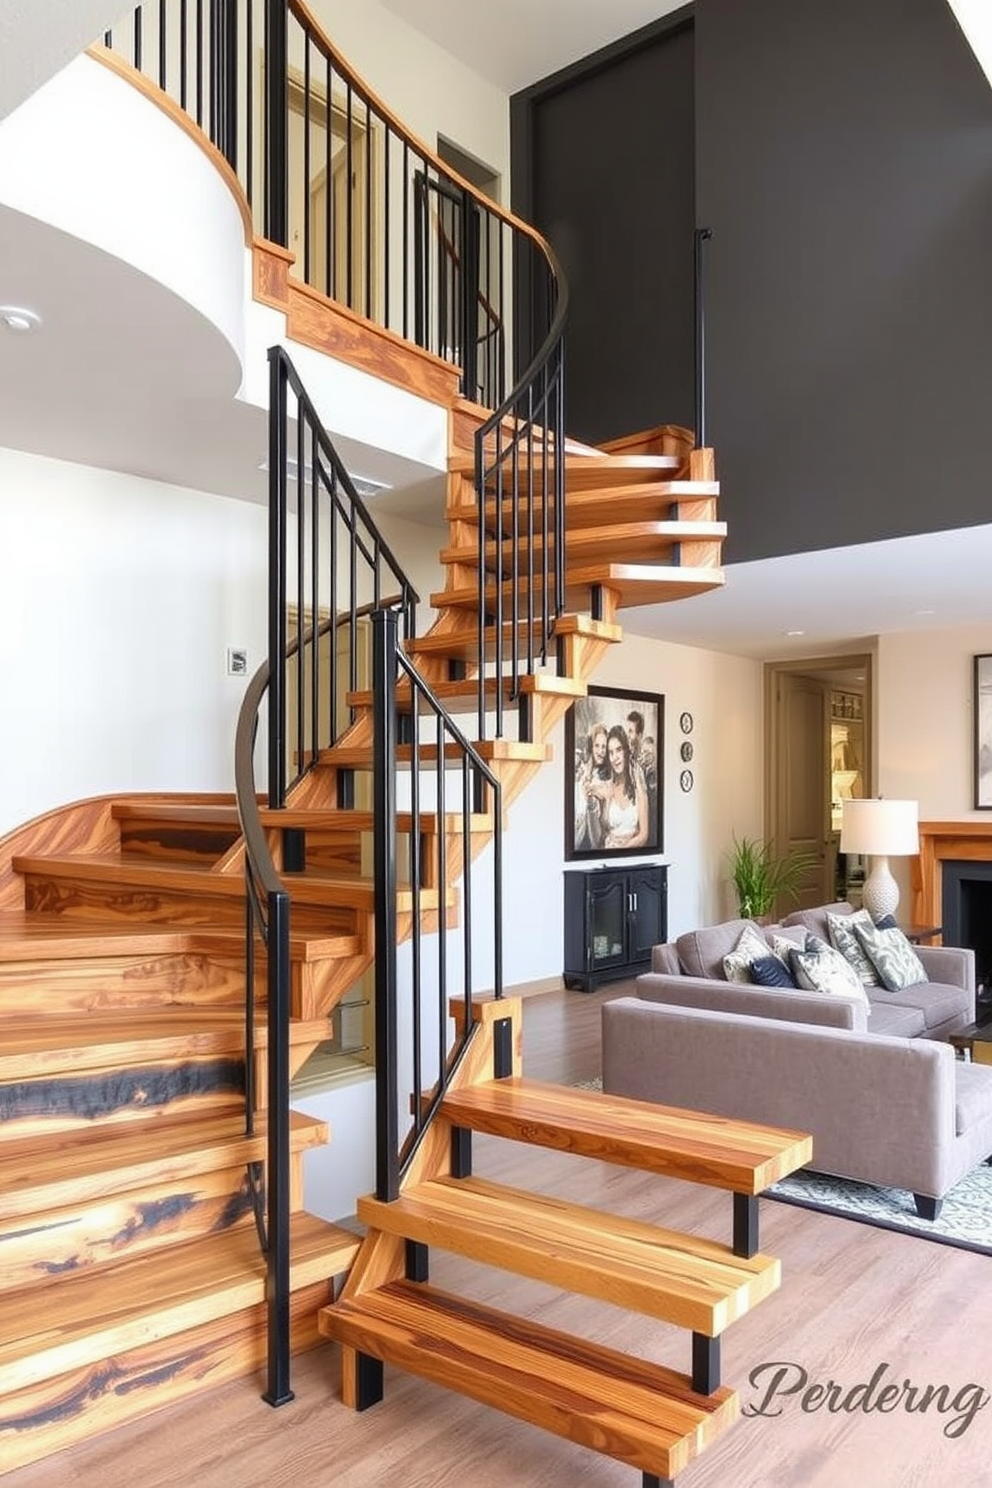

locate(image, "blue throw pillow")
[[750, 954, 798, 989], [874, 913, 898, 930]]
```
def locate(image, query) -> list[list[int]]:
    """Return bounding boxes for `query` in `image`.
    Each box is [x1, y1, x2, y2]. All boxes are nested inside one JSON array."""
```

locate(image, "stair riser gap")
[[118, 825, 242, 863]]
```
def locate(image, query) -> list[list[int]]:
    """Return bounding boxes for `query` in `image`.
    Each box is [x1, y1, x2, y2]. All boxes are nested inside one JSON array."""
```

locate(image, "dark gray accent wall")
[[511, 13, 696, 445], [695, 0, 992, 562]]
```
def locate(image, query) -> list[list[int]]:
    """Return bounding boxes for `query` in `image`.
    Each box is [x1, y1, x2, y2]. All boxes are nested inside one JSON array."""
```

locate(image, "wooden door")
[[774, 672, 830, 911]]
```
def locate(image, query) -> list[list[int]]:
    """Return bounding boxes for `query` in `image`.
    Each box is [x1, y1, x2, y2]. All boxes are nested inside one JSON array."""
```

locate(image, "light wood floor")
[[7, 982, 992, 1488]]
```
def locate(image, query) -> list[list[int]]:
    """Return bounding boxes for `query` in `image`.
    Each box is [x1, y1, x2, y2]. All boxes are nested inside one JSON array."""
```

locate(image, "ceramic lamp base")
[[862, 855, 899, 922]]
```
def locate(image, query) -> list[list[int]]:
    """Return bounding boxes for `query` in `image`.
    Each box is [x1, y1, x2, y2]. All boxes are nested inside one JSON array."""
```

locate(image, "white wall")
[[0, 447, 269, 836], [309, 0, 510, 194]]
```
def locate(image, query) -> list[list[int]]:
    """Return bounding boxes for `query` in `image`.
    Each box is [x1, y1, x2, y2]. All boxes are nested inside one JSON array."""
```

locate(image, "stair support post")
[[373, 609, 400, 1203], [262, 884, 294, 1407], [691, 1333, 721, 1396], [733, 1192, 759, 1258]]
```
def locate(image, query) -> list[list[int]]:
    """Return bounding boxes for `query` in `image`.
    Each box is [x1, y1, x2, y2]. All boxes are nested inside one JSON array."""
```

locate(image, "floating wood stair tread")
[[0, 1109, 327, 1220], [450, 451, 684, 489], [439, 1079, 812, 1193], [346, 672, 586, 713], [320, 1279, 737, 1480], [0, 912, 360, 964], [1, 1009, 330, 1077], [441, 520, 726, 566], [448, 483, 720, 538], [0, 1212, 360, 1394], [11, 854, 448, 913], [358, 1175, 780, 1335], [432, 565, 725, 613], [404, 612, 622, 665], [320, 740, 552, 767]]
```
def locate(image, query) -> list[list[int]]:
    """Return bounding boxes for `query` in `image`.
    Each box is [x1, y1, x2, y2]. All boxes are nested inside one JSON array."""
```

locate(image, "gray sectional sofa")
[[601, 903, 992, 1217]]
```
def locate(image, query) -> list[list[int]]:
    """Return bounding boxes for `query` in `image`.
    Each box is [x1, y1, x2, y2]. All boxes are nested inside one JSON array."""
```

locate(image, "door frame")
[[764, 651, 874, 904]]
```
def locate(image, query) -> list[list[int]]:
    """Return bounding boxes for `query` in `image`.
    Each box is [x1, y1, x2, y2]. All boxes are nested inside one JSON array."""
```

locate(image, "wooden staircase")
[[0, 423, 804, 1486]]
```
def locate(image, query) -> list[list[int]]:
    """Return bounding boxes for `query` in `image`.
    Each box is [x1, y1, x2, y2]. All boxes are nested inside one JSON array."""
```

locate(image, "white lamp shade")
[[839, 798, 919, 857]]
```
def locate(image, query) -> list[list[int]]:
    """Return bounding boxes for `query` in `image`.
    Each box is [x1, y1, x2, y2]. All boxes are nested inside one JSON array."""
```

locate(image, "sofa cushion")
[[879, 981, 973, 1035], [826, 908, 880, 987], [676, 918, 765, 979], [750, 954, 798, 989], [790, 934, 871, 1009], [854, 922, 927, 990], [781, 902, 855, 942], [723, 923, 776, 983], [865, 1000, 926, 1037]]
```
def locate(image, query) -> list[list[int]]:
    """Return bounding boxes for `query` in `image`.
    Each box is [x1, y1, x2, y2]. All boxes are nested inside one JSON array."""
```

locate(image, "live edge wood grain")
[[439, 1078, 812, 1193], [320, 1280, 738, 1480], [357, 1175, 780, 1335]]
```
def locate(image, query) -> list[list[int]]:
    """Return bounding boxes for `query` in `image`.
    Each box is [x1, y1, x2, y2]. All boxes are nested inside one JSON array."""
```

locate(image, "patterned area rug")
[[766, 1165, 992, 1256], [574, 1077, 992, 1255]]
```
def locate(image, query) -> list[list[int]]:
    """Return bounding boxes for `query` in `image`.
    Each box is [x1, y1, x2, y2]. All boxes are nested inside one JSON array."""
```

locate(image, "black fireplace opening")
[[941, 860, 992, 993]]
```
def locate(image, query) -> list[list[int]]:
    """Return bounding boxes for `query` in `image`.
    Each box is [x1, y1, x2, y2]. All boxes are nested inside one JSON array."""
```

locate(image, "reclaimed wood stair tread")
[[10, 854, 449, 913], [404, 612, 622, 663], [439, 1079, 812, 1193], [449, 451, 684, 488], [319, 740, 552, 767], [346, 672, 586, 713], [0, 1212, 360, 1393], [0, 1109, 327, 1220], [0, 912, 361, 964], [431, 565, 725, 614], [320, 1279, 737, 1480], [447, 480, 720, 531], [440, 520, 727, 566], [358, 1175, 780, 1334], [1, 1009, 330, 1075]]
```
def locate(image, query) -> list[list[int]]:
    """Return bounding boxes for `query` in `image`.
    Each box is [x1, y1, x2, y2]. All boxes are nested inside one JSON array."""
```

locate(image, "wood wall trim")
[[86, 46, 254, 244], [912, 820, 992, 925], [253, 241, 461, 408]]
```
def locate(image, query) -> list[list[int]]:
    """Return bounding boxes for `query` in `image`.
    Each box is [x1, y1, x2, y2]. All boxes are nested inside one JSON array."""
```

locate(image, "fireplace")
[[914, 821, 992, 989], [941, 861, 992, 991]]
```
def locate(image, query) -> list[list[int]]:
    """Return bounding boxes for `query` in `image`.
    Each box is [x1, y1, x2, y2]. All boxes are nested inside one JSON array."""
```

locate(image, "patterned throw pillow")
[[750, 954, 798, 989], [826, 909, 880, 988], [789, 933, 871, 1008], [853, 922, 927, 991], [722, 923, 774, 983]]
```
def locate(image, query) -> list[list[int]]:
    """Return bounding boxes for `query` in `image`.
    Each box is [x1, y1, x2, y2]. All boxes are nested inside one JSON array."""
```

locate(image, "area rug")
[[766, 1165, 992, 1256], [572, 1077, 992, 1256]]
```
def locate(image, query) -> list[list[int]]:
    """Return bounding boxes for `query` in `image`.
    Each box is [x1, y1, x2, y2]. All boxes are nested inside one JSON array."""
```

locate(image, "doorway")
[[765, 653, 873, 913]]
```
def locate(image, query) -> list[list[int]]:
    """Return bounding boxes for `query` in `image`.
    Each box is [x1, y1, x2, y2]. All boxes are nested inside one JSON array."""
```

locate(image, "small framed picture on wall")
[[975, 655, 992, 808], [565, 685, 664, 859]]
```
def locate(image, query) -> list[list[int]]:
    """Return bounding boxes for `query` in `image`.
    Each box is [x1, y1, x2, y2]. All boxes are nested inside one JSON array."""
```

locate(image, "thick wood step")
[[1, 1008, 328, 1079], [319, 739, 552, 769], [450, 451, 685, 490], [405, 612, 621, 666], [358, 1175, 780, 1335], [319, 1279, 737, 1480], [432, 563, 725, 614], [441, 520, 726, 569], [438, 1079, 812, 1194], [0, 1212, 359, 1396], [448, 480, 720, 534], [11, 854, 444, 923], [111, 803, 242, 864], [0, 1109, 327, 1221], [346, 671, 586, 716]]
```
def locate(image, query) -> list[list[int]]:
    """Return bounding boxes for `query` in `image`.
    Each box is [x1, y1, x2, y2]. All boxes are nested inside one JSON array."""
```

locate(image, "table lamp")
[[839, 798, 919, 921]]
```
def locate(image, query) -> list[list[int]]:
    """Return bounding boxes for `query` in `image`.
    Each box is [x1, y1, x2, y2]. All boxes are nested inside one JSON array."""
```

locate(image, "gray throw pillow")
[[826, 908, 880, 988], [789, 933, 871, 1009], [853, 922, 927, 991], [722, 923, 774, 983]]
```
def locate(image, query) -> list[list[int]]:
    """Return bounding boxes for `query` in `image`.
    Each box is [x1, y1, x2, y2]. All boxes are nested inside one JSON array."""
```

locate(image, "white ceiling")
[[2, 0, 992, 664]]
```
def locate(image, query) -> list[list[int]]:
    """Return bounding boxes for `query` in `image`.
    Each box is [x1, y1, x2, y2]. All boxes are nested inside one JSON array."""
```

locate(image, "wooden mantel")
[[912, 820, 992, 927]]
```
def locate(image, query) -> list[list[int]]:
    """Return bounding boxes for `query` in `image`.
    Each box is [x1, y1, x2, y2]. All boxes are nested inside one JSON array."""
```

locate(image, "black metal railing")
[[101, 0, 556, 412], [371, 608, 503, 1202]]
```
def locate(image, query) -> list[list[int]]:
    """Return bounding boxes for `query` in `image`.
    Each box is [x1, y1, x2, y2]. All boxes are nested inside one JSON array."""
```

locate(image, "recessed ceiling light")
[[785, 628, 806, 637], [0, 306, 40, 332], [915, 608, 935, 616]]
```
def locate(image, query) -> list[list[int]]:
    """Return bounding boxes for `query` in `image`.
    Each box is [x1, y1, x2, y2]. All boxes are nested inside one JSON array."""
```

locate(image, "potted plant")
[[729, 834, 817, 921]]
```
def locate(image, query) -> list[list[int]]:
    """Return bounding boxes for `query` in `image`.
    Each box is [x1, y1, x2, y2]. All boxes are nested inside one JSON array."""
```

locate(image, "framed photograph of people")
[[975, 655, 992, 808], [565, 685, 664, 859]]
